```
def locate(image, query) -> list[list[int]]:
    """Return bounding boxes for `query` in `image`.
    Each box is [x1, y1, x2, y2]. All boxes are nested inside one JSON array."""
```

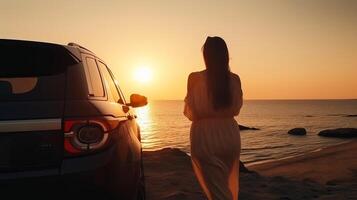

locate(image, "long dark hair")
[[203, 36, 232, 110]]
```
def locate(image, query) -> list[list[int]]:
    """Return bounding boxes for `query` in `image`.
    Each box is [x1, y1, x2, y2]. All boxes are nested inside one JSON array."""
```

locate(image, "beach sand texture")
[[144, 140, 357, 200]]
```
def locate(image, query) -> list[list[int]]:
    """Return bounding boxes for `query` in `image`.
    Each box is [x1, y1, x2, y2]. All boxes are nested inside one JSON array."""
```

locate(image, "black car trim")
[[0, 168, 59, 180]]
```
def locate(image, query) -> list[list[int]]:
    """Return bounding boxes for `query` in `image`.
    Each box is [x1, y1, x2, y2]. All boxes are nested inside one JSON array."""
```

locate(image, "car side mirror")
[[127, 94, 148, 108]]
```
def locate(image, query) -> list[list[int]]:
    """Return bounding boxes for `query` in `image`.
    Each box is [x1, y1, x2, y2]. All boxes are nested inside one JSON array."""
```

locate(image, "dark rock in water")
[[346, 115, 357, 117], [318, 128, 357, 138], [239, 124, 260, 131], [288, 128, 307, 136]]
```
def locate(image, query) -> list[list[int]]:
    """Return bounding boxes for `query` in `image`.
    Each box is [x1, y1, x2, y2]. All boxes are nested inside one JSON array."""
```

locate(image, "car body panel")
[[0, 39, 144, 199]]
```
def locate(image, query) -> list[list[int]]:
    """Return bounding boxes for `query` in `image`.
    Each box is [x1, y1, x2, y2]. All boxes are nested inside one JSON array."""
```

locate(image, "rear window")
[[0, 40, 78, 101]]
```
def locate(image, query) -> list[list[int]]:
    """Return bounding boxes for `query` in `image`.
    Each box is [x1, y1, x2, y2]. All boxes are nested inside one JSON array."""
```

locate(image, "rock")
[[318, 128, 357, 138], [288, 128, 307, 136], [346, 115, 357, 117], [239, 124, 260, 131], [240, 161, 253, 173], [145, 148, 253, 173]]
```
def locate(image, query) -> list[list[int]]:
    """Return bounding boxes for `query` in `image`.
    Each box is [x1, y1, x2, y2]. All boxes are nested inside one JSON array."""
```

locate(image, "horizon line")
[[148, 98, 357, 101]]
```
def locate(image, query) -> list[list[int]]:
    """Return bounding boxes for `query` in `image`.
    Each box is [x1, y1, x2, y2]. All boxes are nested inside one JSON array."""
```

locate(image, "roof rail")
[[67, 42, 94, 53]]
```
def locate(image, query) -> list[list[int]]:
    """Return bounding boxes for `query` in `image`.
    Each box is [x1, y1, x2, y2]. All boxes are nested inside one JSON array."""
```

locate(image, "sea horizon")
[[135, 99, 357, 165], [148, 98, 357, 101]]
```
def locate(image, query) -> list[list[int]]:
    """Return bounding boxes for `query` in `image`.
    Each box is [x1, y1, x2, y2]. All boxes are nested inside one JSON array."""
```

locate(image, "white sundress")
[[184, 71, 243, 200]]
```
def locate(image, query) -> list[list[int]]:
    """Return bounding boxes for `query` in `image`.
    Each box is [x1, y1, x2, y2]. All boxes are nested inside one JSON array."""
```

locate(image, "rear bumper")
[[61, 144, 116, 175], [0, 144, 140, 199], [0, 144, 116, 180], [0, 168, 60, 180]]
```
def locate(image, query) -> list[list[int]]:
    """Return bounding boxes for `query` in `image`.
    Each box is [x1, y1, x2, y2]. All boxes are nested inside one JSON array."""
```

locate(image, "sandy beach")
[[143, 139, 357, 200]]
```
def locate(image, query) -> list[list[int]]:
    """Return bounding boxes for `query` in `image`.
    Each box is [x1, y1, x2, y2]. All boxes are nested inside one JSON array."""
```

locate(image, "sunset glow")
[[133, 67, 153, 83], [2, 0, 357, 100]]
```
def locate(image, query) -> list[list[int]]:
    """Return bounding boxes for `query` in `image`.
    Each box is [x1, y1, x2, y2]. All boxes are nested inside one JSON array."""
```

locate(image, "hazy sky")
[[1, 0, 356, 100]]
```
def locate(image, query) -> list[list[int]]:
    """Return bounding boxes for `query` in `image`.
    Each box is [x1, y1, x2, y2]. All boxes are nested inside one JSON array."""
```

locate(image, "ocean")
[[135, 100, 357, 165]]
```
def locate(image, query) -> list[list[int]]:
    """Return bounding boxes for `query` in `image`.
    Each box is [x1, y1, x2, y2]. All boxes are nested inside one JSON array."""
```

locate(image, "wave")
[[242, 144, 293, 151]]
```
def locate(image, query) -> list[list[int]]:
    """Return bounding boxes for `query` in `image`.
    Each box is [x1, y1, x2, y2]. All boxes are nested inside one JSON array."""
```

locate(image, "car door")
[[96, 60, 142, 163]]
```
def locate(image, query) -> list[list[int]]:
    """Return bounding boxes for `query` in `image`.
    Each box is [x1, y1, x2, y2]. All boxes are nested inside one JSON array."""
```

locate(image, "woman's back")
[[185, 36, 242, 200], [184, 70, 243, 121]]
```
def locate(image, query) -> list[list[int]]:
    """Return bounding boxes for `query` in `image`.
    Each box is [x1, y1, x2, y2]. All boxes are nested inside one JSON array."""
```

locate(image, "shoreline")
[[143, 139, 357, 199], [143, 139, 351, 167], [245, 139, 351, 167], [249, 139, 357, 184]]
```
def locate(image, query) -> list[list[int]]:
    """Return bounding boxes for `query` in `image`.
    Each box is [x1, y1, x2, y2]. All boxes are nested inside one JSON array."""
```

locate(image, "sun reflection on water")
[[134, 104, 155, 150]]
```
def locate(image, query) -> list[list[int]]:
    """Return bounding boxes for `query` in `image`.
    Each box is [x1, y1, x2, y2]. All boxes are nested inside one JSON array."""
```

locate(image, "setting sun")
[[133, 67, 153, 83]]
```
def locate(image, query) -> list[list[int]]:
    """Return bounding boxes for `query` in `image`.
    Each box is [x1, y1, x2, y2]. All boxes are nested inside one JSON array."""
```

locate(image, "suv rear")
[[0, 39, 147, 199]]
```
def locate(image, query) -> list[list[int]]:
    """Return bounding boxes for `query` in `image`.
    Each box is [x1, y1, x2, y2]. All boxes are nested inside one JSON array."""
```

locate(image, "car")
[[0, 39, 147, 199]]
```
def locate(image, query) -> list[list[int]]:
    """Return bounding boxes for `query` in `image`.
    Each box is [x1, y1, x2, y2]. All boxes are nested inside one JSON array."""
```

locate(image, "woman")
[[184, 36, 243, 200]]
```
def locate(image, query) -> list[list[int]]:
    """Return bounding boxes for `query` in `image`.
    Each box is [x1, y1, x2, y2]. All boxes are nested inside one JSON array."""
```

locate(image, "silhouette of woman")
[[184, 36, 243, 200]]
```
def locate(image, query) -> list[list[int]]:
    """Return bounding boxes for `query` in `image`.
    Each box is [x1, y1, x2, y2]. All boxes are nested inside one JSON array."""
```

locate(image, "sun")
[[133, 67, 153, 83]]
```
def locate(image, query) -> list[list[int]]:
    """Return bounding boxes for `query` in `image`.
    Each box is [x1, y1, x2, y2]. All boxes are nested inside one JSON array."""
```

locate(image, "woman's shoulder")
[[230, 72, 241, 85], [187, 70, 205, 83], [188, 70, 205, 78]]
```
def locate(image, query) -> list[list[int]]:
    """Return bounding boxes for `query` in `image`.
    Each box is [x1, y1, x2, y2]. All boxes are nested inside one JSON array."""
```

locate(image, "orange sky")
[[1, 0, 357, 100]]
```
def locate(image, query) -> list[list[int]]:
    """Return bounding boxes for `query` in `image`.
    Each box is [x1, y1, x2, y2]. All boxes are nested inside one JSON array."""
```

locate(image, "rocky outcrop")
[[239, 124, 260, 131], [240, 161, 253, 173], [318, 128, 357, 138], [346, 115, 357, 117], [144, 148, 252, 173], [288, 128, 307, 136]]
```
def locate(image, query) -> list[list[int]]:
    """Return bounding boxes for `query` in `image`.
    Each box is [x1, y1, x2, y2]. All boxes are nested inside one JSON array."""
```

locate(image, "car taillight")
[[63, 117, 119, 156], [78, 126, 104, 144]]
